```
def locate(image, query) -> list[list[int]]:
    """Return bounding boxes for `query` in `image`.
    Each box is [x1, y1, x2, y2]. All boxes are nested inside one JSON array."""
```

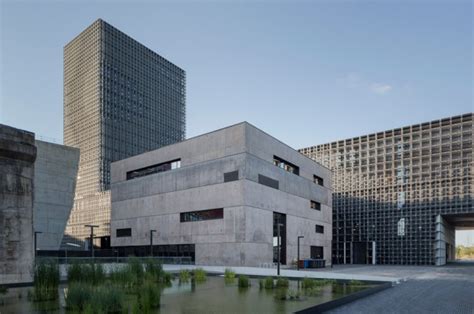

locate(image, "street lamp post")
[[297, 236, 304, 271], [34, 231, 42, 256], [84, 224, 99, 258], [150, 230, 156, 257], [277, 223, 284, 276]]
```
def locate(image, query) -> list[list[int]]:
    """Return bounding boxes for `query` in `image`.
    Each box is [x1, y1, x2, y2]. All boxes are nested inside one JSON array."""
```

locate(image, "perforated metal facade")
[[300, 113, 473, 265], [63, 19, 185, 243]]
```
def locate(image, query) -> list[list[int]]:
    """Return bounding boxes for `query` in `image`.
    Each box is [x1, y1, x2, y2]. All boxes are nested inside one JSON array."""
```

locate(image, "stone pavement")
[[326, 263, 474, 314]]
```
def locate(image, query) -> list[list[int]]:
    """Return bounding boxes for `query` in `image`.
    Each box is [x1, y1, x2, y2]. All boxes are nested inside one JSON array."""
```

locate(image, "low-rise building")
[[111, 122, 332, 267]]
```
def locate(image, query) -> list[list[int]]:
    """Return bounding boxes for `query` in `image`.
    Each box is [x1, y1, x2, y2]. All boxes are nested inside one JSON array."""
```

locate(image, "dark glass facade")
[[300, 113, 473, 265], [63, 19, 185, 243], [180, 209, 224, 222]]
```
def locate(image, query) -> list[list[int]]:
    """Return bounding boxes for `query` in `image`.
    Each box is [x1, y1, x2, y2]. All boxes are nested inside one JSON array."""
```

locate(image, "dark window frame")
[[180, 208, 224, 222], [126, 159, 181, 180], [315, 224, 324, 234], [310, 200, 321, 210], [258, 174, 279, 189], [273, 156, 300, 175], [116, 228, 132, 237], [224, 170, 239, 182], [313, 175, 324, 186]]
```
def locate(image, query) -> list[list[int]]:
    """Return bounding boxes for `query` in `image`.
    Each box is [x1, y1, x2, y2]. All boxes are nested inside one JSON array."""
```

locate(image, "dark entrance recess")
[[273, 212, 287, 265], [352, 242, 367, 264]]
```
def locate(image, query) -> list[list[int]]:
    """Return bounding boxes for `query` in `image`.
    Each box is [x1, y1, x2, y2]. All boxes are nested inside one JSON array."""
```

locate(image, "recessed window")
[[311, 246, 324, 259], [180, 208, 224, 222], [126, 159, 181, 180], [310, 200, 321, 210], [258, 174, 279, 189], [315, 225, 324, 234], [224, 170, 239, 182], [116, 228, 131, 237], [313, 175, 324, 186], [273, 156, 299, 175]]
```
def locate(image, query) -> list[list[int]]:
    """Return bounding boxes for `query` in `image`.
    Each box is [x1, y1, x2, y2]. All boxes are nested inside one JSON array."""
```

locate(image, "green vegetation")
[[193, 268, 207, 283], [287, 289, 301, 300], [67, 262, 105, 285], [275, 277, 289, 288], [0, 286, 7, 295], [456, 245, 474, 259], [66, 283, 124, 313], [237, 275, 250, 288], [32, 259, 59, 301], [224, 268, 236, 284], [274, 288, 287, 300], [263, 277, 274, 289], [348, 280, 365, 286], [301, 277, 336, 289], [135, 281, 161, 313], [179, 269, 191, 283]]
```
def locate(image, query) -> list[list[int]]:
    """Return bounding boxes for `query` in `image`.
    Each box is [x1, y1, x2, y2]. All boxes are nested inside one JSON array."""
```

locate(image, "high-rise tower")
[[63, 19, 186, 246]]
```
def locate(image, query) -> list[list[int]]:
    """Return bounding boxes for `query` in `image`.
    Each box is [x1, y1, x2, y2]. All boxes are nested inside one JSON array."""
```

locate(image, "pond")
[[0, 276, 378, 313]]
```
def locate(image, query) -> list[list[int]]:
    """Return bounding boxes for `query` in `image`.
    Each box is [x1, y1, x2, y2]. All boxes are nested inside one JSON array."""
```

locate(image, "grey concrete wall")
[[110, 122, 332, 267], [0, 124, 37, 284], [34, 140, 79, 251]]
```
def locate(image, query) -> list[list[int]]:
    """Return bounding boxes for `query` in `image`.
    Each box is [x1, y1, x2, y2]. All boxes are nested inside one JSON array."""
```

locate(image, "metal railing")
[[36, 255, 194, 265]]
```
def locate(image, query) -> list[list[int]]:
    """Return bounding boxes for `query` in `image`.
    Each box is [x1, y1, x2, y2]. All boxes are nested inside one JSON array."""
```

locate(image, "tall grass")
[[33, 259, 59, 301], [66, 283, 124, 313], [67, 262, 105, 285], [135, 281, 161, 313], [275, 277, 289, 288]]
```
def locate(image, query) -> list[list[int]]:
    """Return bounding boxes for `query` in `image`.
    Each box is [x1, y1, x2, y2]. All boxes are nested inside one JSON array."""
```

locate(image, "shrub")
[[238, 275, 250, 288], [33, 259, 59, 301], [224, 268, 236, 284], [179, 269, 190, 283], [263, 277, 274, 289], [276, 277, 289, 288], [193, 268, 207, 283]]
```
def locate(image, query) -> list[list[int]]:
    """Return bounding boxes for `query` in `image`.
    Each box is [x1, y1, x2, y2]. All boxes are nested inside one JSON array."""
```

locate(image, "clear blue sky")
[[1, 1, 472, 243]]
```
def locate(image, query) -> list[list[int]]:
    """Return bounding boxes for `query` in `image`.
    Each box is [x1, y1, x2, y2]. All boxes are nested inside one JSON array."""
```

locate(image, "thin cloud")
[[341, 73, 393, 95], [370, 83, 392, 95]]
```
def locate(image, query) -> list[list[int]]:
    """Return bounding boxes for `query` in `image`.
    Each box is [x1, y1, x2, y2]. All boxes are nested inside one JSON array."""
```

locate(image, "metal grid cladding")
[[63, 19, 186, 243], [299, 113, 473, 265]]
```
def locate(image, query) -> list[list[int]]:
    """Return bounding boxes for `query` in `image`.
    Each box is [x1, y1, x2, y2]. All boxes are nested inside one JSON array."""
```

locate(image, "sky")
[[1, 1, 473, 244]]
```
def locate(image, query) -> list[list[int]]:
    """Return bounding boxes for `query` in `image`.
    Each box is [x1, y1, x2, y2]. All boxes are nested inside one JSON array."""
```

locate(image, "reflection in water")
[[0, 277, 375, 314]]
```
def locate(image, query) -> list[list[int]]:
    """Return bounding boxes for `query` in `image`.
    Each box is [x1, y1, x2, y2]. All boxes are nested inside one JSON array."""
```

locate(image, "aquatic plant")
[[263, 276, 274, 289], [224, 268, 236, 284], [193, 268, 207, 283], [33, 259, 59, 301], [136, 281, 161, 313], [274, 288, 287, 300], [179, 269, 191, 283], [67, 262, 105, 285], [238, 275, 250, 288], [348, 280, 365, 286], [287, 288, 301, 300], [275, 277, 289, 288], [66, 283, 124, 313]]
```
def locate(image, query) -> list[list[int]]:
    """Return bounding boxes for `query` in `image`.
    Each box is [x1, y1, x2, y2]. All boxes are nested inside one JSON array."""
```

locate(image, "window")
[[258, 174, 279, 189], [180, 208, 224, 222], [116, 228, 131, 237], [313, 175, 324, 186], [126, 159, 181, 180], [224, 170, 239, 182], [310, 200, 321, 210], [311, 246, 324, 259], [273, 156, 299, 175], [315, 224, 324, 234]]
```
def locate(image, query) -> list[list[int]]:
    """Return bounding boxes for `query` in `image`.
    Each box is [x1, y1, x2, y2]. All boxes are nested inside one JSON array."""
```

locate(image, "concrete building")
[[300, 113, 473, 266], [0, 124, 36, 284], [34, 141, 79, 251], [111, 122, 332, 267], [63, 18, 186, 247]]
